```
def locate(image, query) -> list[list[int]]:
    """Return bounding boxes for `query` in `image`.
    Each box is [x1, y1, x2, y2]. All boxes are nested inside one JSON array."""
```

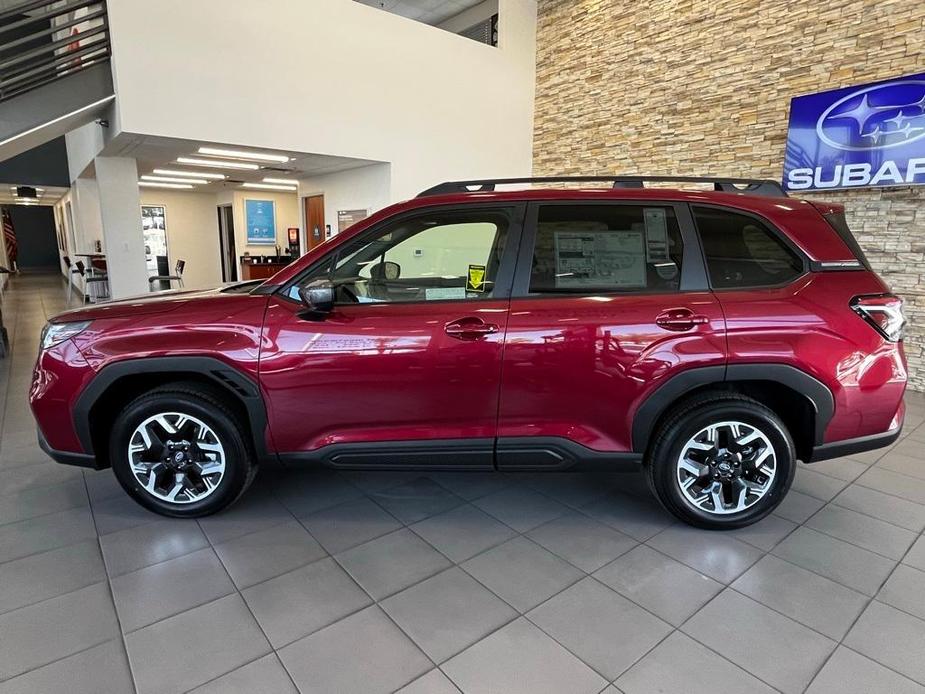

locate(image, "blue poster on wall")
[[245, 199, 276, 245], [783, 72, 925, 191]]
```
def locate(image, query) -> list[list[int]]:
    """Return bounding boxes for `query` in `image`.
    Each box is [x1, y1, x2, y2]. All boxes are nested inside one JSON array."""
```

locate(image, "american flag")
[[2, 208, 17, 269]]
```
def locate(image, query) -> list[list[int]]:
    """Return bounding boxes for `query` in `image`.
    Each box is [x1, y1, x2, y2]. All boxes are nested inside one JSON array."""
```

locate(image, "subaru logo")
[[816, 80, 925, 151]]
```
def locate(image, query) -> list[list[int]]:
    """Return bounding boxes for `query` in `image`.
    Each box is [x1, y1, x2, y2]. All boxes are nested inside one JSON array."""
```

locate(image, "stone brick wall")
[[533, 0, 925, 389]]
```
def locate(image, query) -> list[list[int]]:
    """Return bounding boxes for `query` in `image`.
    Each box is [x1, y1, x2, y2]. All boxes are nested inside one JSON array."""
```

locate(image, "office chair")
[[148, 259, 185, 289]]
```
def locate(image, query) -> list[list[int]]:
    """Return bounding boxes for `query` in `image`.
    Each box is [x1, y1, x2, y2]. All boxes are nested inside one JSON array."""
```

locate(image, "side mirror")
[[370, 261, 401, 281], [297, 280, 334, 315]]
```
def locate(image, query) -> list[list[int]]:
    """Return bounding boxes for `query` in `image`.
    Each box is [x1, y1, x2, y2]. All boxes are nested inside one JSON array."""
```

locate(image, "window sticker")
[[425, 287, 467, 300], [467, 264, 487, 292], [553, 230, 646, 288], [644, 208, 670, 262]]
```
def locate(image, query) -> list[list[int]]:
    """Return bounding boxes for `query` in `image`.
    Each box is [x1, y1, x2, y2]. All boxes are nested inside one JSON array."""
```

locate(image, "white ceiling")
[[0, 185, 68, 207], [86, 134, 384, 194], [354, 0, 483, 25]]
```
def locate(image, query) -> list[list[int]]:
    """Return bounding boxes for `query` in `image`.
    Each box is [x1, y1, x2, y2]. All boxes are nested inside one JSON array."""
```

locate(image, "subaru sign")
[[783, 72, 925, 191]]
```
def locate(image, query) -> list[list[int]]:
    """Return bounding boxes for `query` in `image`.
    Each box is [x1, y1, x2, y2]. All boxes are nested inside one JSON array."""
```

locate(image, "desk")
[[240, 256, 292, 281]]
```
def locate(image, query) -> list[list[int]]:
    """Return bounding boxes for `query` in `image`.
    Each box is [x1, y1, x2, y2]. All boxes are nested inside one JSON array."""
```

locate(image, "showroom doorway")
[[304, 195, 325, 250], [217, 204, 237, 282]]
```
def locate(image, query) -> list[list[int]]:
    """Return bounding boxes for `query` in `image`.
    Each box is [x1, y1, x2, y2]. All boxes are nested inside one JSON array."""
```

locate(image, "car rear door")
[[496, 199, 726, 468], [259, 203, 524, 468]]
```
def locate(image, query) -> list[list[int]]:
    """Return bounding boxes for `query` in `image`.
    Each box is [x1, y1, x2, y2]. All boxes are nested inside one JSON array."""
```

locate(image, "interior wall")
[[70, 177, 103, 253], [533, 0, 925, 390], [230, 190, 299, 257], [105, 0, 536, 202], [298, 163, 392, 239], [138, 189, 222, 289], [7, 206, 59, 270]]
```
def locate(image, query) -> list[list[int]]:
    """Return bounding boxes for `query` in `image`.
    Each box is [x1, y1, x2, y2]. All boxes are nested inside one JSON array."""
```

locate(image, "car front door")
[[496, 200, 726, 468], [260, 203, 523, 468]]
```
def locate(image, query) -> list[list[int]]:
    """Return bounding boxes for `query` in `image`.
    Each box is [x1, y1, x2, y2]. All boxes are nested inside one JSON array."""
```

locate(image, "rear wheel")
[[109, 385, 257, 517], [646, 393, 795, 529]]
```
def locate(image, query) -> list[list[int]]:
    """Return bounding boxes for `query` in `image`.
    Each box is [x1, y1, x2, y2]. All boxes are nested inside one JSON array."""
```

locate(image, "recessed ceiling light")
[[154, 168, 225, 180], [262, 177, 299, 185], [241, 182, 298, 191], [142, 175, 209, 185], [198, 147, 289, 163], [177, 157, 259, 170], [138, 181, 194, 189]]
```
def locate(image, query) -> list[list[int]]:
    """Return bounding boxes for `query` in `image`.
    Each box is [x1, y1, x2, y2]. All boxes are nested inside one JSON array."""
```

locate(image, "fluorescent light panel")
[[263, 177, 299, 185], [154, 168, 225, 180], [241, 182, 297, 191], [198, 146, 289, 163], [139, 181, 194, 189], [177, 157, 259, 170], [142, 175, 209, 185]]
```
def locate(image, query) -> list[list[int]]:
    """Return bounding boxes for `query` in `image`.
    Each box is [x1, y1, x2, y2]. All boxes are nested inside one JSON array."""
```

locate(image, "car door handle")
[[656, 309, 710, 331], [445, 317, 499, 340]]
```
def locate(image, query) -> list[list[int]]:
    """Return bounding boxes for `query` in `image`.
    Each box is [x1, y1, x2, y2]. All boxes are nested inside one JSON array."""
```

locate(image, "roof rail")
[[417, 176, 787, 198]]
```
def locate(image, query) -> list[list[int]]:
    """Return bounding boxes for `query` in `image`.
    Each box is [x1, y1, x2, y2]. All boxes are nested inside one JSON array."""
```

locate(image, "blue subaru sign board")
[[783, 72, 925, 191], [245, 199, 276, 245]]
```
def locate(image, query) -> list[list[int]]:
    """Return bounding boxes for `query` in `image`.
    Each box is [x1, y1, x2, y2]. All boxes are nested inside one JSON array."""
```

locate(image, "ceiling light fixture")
[[177, 157, 259, 170], [262, 177, 299, 186], [142, 175, 209, 185], [153, 168, 225, 180], [241, 182, 298, 191], [198, 146, 289, 163], [138, 181, 194, 189]]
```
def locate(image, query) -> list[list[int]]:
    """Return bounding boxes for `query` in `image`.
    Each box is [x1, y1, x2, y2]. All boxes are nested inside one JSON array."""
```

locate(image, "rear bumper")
[[809, 425, 901, 463], [37, 429, 101, 469]]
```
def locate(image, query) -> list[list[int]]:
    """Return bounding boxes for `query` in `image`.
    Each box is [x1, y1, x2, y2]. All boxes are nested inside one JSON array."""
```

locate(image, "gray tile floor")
[[1, 273, 925, 693]]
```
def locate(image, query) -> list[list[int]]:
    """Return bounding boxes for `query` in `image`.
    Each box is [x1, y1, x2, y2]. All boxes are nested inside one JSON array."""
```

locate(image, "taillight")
[[851, 294, 905, 342]]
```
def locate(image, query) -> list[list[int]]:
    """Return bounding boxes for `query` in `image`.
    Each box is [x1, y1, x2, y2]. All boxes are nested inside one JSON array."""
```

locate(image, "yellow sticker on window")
[[467, 264, 487, 292]]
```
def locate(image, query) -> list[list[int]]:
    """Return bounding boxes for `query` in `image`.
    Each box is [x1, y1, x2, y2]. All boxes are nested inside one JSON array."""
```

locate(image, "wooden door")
[[304, 195, 325, 250]]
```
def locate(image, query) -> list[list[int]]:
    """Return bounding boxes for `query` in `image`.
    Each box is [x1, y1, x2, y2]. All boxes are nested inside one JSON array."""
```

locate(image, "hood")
[[50, 282, 261, 323]]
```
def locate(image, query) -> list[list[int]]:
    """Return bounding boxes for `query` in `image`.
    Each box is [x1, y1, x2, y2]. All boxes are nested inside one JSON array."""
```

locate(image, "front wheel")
[[109, 384, 257, 517], [646, 393, 796, 529]]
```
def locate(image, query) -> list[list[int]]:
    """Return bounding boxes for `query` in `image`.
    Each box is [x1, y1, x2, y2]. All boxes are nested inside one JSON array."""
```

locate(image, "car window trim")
[[689, 202, 809, 292], [510, 199, 708, 299], [276, 202, 528, 307]]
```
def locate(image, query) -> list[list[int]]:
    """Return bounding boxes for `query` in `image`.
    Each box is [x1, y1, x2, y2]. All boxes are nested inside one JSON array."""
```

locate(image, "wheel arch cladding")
[[632, 364, 833, 460], [75, 357, 272, 469]]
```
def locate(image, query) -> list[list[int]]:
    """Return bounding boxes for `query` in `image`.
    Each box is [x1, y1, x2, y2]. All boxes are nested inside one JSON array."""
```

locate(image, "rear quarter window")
[[693, 207, 804, 289]]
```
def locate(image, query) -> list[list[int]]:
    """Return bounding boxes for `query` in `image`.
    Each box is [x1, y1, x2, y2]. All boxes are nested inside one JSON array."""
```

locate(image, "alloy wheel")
[[127, 412, 226, 504], [675, 420, 776, 515]]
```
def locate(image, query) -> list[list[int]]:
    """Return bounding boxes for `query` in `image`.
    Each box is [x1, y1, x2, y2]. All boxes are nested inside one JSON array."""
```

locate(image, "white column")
[[94, 156, 148, 298]]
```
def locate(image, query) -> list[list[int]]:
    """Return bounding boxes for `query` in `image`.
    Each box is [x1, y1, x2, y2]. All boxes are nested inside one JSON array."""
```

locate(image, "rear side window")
[[693, 207, 803, 289], [529, 205, 683, 293]]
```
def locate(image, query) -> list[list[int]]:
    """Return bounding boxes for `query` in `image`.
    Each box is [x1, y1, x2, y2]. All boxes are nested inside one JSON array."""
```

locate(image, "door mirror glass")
[[370, 260, 401, 281], [297, 280, 335, 314]]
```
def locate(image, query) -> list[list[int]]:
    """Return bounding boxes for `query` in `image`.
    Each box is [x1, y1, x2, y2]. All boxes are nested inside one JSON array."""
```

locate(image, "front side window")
[[298, 209, 509, 303], [694, 207, 804, 289], [529, 205, 684, 293]]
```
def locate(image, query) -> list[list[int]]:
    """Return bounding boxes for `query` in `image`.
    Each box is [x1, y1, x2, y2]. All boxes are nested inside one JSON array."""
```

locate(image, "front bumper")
[[37, 429, 101, 469]]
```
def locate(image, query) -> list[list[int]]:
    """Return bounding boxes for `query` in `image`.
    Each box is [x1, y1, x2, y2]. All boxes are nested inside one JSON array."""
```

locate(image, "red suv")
[[30, 176, 907, 528]]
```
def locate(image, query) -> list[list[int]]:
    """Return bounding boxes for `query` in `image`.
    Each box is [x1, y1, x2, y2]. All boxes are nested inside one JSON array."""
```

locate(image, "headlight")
[[40, 321, 91, 350]]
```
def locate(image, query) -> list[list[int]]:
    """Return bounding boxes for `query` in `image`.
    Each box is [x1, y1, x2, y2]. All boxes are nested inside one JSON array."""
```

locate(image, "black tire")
[[645, 392, 796, 529], [109, 383, 258, 517]]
